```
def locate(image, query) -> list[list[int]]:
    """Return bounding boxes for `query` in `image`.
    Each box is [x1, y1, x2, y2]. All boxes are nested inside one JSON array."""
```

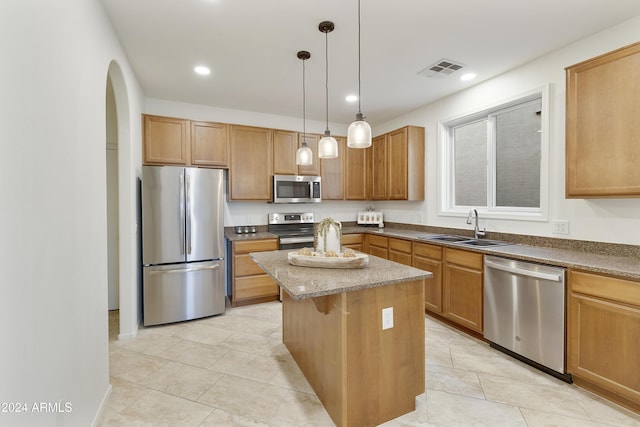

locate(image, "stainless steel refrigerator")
[[142, 166, 225, 326]]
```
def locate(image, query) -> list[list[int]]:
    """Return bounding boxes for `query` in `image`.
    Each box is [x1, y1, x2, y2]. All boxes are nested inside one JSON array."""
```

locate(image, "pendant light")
[[296, 50, 313, 166], [347, 0, 372, 148], [317, 21, 338, 159]]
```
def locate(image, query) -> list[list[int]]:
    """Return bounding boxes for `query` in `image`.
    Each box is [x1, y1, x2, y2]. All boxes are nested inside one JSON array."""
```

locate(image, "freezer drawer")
[[143, 260, 225, 326]]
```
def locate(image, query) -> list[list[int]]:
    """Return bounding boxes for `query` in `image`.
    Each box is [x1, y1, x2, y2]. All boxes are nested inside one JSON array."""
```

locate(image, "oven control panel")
[[268, 212, 314, 224]]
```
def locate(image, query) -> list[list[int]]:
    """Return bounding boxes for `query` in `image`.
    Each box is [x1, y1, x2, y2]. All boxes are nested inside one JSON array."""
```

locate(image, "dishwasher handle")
[[485, 259, 563, 282]]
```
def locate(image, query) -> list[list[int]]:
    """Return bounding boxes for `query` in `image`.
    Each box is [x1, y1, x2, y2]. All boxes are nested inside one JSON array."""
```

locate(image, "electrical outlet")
[[417, 212, 423, 223], [382, 307, 394, 330], [552, 220, 569, 235]]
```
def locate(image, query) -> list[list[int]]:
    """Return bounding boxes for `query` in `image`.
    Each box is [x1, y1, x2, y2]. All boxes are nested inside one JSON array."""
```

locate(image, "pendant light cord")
[[325, 30, 330, 133], [302, 56, 307, 145], [357, 0, 362, 116]]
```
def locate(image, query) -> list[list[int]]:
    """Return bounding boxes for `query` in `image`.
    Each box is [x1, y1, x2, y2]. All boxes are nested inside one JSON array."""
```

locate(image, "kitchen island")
[[250, 250, 431, 427]]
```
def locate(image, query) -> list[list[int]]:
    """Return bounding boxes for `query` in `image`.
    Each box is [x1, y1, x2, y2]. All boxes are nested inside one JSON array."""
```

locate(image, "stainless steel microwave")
[[272, 175, 321, 203]]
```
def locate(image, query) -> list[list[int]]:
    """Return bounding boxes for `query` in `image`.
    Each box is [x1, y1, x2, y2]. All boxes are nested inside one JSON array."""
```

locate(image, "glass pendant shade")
[[347, 113, 372, 148], [318, 132, 338, 159], [296, 144, 313, 165]]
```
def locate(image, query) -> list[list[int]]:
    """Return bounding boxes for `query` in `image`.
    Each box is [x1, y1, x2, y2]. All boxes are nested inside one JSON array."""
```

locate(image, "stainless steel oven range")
[[268, 212, 315, 250]]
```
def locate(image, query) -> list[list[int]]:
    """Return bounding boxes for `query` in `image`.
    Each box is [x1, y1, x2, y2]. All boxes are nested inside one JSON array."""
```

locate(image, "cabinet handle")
[[149, 264, 220, 275]]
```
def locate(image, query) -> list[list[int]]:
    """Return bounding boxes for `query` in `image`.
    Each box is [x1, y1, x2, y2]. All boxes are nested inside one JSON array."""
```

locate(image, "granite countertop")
[[225, 231, 278, 242], [341, 226, 640, 281], [250, 250, 432, 300], [225, 226, 639, 281]]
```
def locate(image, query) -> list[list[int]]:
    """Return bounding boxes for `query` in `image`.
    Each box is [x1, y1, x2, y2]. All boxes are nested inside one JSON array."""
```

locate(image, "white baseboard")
[[91, 383, 112, 427]]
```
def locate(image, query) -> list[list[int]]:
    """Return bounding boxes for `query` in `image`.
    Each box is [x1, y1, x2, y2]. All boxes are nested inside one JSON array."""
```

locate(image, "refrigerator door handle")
[[149, 264, 220, 275], [179, 172, 185, 255], [186, 172, 192, 255]]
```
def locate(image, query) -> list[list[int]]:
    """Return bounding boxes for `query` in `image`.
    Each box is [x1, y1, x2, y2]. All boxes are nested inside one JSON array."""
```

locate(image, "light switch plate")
[[382, 307, 394, 330], [552, 220, 569, 234]]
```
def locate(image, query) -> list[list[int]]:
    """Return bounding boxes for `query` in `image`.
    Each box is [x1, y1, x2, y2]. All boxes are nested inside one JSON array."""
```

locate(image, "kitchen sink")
[[457, 239, 512, 247], [419, 235, 470, 242], [418, 234, 512, 247]]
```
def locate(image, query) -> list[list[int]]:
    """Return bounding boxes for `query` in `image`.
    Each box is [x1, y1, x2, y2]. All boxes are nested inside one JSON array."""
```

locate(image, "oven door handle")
[[279, 236, 315, 245]]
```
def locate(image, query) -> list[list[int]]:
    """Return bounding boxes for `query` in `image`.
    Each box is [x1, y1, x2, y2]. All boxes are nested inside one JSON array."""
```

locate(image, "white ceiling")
[[101, 0, 640, 126]]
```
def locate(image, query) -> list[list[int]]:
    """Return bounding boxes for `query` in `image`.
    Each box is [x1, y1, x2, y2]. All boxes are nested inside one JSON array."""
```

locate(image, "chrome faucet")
[[466, 209, 486, 239]]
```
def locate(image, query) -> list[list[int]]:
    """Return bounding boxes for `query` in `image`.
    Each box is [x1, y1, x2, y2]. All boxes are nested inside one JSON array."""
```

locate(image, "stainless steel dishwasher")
[[484, 255, 571, 382]]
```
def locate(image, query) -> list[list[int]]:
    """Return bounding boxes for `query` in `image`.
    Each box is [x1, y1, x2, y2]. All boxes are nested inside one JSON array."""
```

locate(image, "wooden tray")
[[288, 251, 369, 269]]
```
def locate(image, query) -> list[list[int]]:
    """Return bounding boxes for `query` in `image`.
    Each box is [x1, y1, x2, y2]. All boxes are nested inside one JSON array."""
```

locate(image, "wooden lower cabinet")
[[341, 233, 363, 252], [412, 242, 443, 313], [568, 269, 640, 412], [388, 237, 412, 266], [442, 248, 483, 333], [231, 239, 279, 306], [365, 234, 388, 259], [282, 279, 425, 426]]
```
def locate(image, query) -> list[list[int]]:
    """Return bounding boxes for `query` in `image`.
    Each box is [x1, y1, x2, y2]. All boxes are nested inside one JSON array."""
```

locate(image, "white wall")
[[375, 16, 640, 245], [0, 1, 143, 426]]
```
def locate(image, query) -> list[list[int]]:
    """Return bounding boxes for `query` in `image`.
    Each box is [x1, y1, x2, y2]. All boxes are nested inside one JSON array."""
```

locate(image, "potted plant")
[[315, 217, 342, 254]]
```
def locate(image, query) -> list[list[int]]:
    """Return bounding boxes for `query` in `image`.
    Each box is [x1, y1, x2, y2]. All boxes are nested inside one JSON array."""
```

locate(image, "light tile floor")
[[100, 302, 640, 426]]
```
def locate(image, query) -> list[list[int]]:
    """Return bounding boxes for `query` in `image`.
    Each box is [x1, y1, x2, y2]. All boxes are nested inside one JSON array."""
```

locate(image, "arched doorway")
[[105, 61, 138, 340]]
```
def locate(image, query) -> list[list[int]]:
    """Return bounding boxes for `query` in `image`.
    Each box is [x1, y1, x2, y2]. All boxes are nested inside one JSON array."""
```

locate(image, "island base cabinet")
[[282, 280, 425, 427], [568, 270, 640, 412]]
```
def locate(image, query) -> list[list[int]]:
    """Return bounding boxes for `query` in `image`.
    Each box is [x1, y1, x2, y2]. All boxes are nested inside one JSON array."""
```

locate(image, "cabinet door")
[[443, 248, 483, 333], [566, 42, 640, 197], [371, 135, 387, 200], [320, 137, 346, 200], [273, 130, 298, 175], [387, 127, 409, 200], [388, 237, 412, 266], [232, 239, 279, 306], [190, 121, 228, 167], [297, 133, 320, 176], [413, 242, 443, 313], [143, 115, 188, 165], [229, 125, 273, 200], [443, 264, 483, 332], [568, 270, 640, 405], [345, 145, 369, 200]]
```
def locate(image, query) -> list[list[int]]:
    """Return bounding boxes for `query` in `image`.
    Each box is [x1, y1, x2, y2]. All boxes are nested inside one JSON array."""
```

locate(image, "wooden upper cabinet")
[[388, 126, 425, 200], [143, 115, 189, 165], [143, 114, 229, 167], [228, 125, 273, 201], [273, 130, 298, 175], [297, 133, 320, 176], [321, 136, 346, 200], [371, 135, 388, 200], [565, 41, 640, 198], [345, 144, 369, 200], [190, 121, 228, 167]]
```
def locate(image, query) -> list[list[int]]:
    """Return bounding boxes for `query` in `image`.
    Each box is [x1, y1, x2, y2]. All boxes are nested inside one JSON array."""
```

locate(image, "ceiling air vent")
[[418, 59, 465, 78]]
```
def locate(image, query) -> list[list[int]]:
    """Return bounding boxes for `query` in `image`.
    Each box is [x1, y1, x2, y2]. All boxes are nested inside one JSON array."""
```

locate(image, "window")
[[439, 86, 549, 220]]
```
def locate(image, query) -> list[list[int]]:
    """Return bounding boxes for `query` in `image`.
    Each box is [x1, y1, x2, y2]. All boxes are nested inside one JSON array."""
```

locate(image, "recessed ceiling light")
[[460, 72, 476, 81], [345, 94, 358, 103], [194, 66, 211, 76]]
